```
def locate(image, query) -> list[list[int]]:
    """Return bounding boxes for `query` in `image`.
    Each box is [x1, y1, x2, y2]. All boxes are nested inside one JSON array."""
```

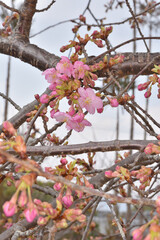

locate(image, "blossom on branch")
[[56, 56, 73, 77], [73, 61, 90, 79], [78, 87, 103, 114]]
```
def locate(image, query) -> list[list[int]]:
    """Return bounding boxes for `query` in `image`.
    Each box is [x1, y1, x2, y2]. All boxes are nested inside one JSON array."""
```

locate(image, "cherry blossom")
[[53, 111, 91, 132], [73, 61, 90, 79], [78, 87, 103, 114], [42, 68, 59, 83], [56, 56, 73, 77]]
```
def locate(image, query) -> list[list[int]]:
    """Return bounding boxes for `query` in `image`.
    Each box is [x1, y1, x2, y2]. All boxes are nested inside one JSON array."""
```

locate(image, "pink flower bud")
[[40, 94, 50, 104], [3, 201, 17, 217], [34, 94, 40, 101], [60, 158, 68, 165], [24, 204, 37, 222], [3, 121, 16, 136], [156, 196, 160, 208], [144, 144, 153, 154], [95, 40, 103, 48], [54, 182, 62, 191], [105, 170, 113, 178], [97, 107, 103, 113], [132, 228, 143, 240], [34, 199, 42, 205], [138, 82, 150, 91], [108, 98, 119, 107], [37, 216, 48, 226], [62, 195, 73, 208], [144, 90, 151, 98], [18, 190, 28, 207], [79, 15, 86, 23]]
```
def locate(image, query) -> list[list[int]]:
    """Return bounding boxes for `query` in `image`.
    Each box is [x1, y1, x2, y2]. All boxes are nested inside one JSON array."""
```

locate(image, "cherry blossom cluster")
[[1, 122, 93, 229], [105, 165, 153, 191], [0, 121, 26, 159], [39, 53, 125, 132], [40, 56, 104, 132], [138, 65, 160, 98], [46, 156, 94, 209], [144, 142, 160, 155]]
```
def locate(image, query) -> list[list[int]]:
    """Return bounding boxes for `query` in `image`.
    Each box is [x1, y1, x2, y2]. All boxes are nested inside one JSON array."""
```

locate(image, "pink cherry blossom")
[[78, 87, 103, 114], [24, 203, 37, 222], [53, 111, 69, 122], [62, 195, 73, 208], [53, 111, 91, 132], [72, 113, 84, 122], [73, 61, 90, 79], [56, 56, 73, 77], [42, 68, 58, 83], [67, 118, 91, 132], [3, 201, 17, 217]]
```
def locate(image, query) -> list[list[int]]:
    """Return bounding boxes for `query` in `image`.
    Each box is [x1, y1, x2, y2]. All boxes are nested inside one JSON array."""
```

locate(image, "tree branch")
[[0, 36, 160, 76], [0, 1, 20, 13], [0, 149, 156, 208], [16, 139, 159, 156]]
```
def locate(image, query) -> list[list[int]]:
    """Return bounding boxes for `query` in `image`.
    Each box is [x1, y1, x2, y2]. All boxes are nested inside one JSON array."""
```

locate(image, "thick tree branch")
[[0, 36, 160, 76], [0, 36, 60, 70], [4, 139, 149, 156], [0, 88, 51, 133], [0, 218, 37, 240], [14, 0, 37, 39], [23, 139, 158, 156], [0, 1, 20, 13], [90, 152, 160, 188]]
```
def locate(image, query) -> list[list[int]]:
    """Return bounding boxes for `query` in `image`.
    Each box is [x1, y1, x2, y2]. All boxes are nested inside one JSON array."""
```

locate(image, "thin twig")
[[106, 199, 127, 240], [125, 0, 149, 52], [0, 92, 21, 111], [0, 1, 20, 13], [0, 150, 156, 207], [35, 0, 55, 12]]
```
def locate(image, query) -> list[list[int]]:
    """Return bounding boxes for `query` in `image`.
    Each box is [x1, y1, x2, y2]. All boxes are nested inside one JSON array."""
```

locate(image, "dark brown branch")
[[8, 139, 159, 156], [0, 1, 20, 13], [0, 36, 60, 70], [35, 0, 55, 12], [0, 88, 51, 133], [1, 36, 160, 77]]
